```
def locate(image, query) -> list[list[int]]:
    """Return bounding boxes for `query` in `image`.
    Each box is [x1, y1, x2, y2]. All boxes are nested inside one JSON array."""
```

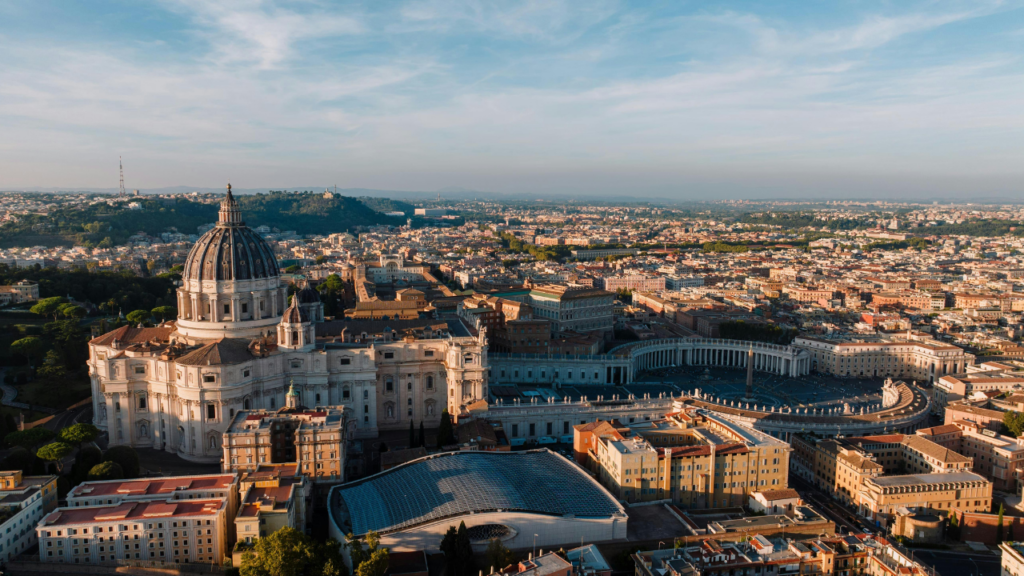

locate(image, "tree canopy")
[[5, 427, 56, 449], [103, 446, 141, 478], [37, 442, 73, 472], [241, 526, 346, 576], [59, 423, 100, 447], [88, 461, 124, 481], [31, 296, 68, 319]]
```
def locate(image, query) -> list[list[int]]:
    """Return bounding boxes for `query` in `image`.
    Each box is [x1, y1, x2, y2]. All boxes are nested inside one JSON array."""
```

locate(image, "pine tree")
[[437, 410, 455, 448], [948, 511, 960, 540], [456, 521, 473, 576], [997, 504, 1005, 543], [418, 421, 426, 448], [440, 526, 458, 576]]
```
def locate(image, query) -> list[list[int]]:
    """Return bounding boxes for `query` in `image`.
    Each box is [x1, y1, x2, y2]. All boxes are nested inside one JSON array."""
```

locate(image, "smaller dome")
[[296, 284, 321, 304], [282, 300, 308, 324]]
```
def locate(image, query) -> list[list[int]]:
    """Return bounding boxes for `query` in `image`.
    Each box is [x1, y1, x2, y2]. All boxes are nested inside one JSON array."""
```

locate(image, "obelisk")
[[744, 345, 755, 400]]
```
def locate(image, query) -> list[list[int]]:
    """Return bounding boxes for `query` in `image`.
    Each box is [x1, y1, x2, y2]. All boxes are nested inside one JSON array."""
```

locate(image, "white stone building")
[[88, 187, 488, 463]]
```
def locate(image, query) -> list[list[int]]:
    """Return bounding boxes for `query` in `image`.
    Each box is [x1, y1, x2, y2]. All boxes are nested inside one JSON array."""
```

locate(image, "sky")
[[1, 0, 1024, 199]]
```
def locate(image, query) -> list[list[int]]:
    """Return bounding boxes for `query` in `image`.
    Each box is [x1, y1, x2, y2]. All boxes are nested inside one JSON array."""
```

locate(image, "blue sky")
[[1, 0, 1023, 198]]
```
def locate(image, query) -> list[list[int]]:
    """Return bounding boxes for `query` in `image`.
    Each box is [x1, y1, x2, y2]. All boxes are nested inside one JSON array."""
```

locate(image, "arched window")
[[343, 386, 351, 400], [138, 396, 147, 410], [426, 375, 434, 390], [291, 330, 299, 345], [363, 390, 369, 400], [315, 393, 321, 404], [385, 377, 393, 392], [243, 397, 251, 410]]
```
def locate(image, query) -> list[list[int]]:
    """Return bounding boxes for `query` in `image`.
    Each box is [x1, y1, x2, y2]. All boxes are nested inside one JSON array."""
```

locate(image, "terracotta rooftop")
[[68, 474, 238, 499], [41, 499, 225, 526]]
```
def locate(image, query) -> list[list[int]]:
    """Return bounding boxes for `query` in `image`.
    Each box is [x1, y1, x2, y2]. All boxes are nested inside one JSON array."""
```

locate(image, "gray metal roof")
[[868, 471, 987, 487], [333, 449, 624, 535]]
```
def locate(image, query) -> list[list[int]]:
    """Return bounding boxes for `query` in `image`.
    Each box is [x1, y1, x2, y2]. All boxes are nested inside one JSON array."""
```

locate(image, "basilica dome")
[[183, 186, 279, 282]]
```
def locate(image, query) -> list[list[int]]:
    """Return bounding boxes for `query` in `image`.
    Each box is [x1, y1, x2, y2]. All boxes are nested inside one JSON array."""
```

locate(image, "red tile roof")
[[41, 499, 225, 526]]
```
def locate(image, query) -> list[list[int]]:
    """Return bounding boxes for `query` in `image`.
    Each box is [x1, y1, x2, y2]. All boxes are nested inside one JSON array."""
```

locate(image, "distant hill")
[[357, 197, 417, 215], [0, 192, 402, 248]]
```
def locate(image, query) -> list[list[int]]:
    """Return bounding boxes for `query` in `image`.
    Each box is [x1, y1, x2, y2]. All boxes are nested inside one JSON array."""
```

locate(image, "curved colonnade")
[[489, 337, 812, 385]]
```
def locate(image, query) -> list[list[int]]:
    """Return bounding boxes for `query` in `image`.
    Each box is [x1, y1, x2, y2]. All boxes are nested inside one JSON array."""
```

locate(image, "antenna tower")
[[118, 156, 126, 198]]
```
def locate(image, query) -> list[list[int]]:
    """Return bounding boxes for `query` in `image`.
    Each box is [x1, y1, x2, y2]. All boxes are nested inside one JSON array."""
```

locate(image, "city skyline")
[[2, 0, 1024, 199]]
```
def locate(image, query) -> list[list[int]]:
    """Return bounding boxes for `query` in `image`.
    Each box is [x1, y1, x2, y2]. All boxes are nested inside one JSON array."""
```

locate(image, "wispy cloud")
[[1, 0, 1023, 196], [163, 0, 364, 68]]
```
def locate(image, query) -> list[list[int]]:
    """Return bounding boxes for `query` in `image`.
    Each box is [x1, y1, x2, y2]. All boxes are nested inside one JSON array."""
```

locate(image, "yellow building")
[[861, 472, 991, 528], [233, 463, 309, 565], [583, 409, 790, 509]]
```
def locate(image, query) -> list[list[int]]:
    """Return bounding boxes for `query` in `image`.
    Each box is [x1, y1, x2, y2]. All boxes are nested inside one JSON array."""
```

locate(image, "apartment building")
[[36, 498, 229, 565], [582, 409, 790, 509], [790, 433, 972, 508], [860, 472, 991, 528], [232, 464, 310, 563], [0, 471, 59, 564], [600, 275, 666, 293], [916, 421, 1024, 492], [222, 402, 346, 481], [496, 284, 615, 340], [794, 335, 972, 382], [633, 534, 924, 576], [934, 373, 1024, 412]]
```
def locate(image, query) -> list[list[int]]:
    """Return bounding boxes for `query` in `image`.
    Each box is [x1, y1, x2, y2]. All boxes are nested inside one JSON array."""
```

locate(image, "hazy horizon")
[[2, 1, 1024, 199]]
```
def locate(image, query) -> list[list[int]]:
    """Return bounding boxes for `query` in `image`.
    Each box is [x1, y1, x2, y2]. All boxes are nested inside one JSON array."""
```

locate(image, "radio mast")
[[118, 156, 126, 198]]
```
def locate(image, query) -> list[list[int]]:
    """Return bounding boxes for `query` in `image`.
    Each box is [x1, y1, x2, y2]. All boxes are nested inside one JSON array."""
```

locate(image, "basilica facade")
[[88, 187, 488, 463]]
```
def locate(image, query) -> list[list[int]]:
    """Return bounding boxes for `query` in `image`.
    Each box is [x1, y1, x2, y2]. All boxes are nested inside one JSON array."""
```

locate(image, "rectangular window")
[[207, 404, 216, 420], [242, 303, 248, 313], [223, 304, 230, 314], [384, 352, 394, 359], [340, 358, 351, 365]]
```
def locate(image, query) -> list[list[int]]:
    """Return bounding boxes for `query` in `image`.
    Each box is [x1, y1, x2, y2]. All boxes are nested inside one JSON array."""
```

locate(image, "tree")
[[455, 521, 473, 576], [240, 526, 346, 576], [409, 420, 415, 448], [126, 309, 150, 325], [10, 336, 44, 366], [30, 296, 67, 320], [70, 446, 103, 485], [59, 423, 100, 447], [484, 539, 513, 572], [347, 533, 367, 570], [1003, 411, 1024, 438], [88, 461, 124, 480], [59, 303, 87, 320], [357, 548, 389, 576], [440, 526, 459, 576], [37, 442, 73, 472], [151, 306, 177, 321], [418, 421, 426, 449], [997, 503, 1006, 542], [5, 427, 55, 450], [1, 447, 37, 476], [947, 510, 960, 540], [437, 410, 455, 448], [103, 445, 141, 478]]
